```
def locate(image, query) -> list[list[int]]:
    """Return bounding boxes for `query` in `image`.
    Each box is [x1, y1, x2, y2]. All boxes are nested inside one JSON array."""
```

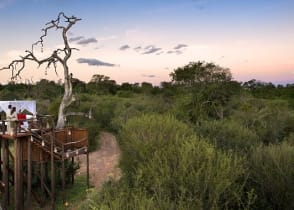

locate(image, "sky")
[[0, 0, 293, 85]]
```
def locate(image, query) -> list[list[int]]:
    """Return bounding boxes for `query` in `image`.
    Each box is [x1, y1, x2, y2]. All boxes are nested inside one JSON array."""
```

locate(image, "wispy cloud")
[[134, 46, 142, 52], [69, 36, 84, 42], [68, 34, 98, 46], [142, 74, 156, 78], [142, 45, 162, 54], [77, 38, 98, 45], [156, 51, 164, 55], [167, 50, 183, 55], [174, 44, 188, 50], [94, 45, 104, 50], [77, 58, 116, 67], [119, 43, 185, 55], [166, 44, 188, 55], [119, 45, 130, 50]]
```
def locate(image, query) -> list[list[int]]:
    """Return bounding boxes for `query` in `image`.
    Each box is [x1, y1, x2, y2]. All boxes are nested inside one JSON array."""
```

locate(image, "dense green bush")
[[249, 142, 294, 209], [84, 180, 202, 210], [196, 119, 259, 153], [111, 95, 173, 132], [231, 98, 293, 144], [87, 114, 251, 209], [285, 132, 294, 146]]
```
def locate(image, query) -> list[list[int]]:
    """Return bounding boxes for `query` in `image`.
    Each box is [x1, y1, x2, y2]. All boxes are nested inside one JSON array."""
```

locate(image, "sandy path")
[[77, 131, 121, 189]]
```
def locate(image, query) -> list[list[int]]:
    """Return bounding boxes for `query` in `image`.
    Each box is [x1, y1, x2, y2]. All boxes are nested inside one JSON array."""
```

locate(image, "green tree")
[[169, 61, 239, 123], [170, 61, 232, 86], [140, 82, 153, 94], [87, 74, 117, 95]]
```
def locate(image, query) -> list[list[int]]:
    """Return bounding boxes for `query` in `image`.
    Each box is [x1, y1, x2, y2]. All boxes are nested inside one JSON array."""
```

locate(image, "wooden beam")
[[14, 137, 24, 210], [87, 149, 89, 188], [2, 137, 9, 209], [50, 133, 55, 209], [27, 135, 32, 207]]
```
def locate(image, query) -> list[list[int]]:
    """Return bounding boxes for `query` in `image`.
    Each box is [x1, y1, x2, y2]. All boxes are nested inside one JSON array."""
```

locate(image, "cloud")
[[77, 38, 98, 45], [118, 43, 187, 55], [94, 45, 104, 50], [156, 51, 164, 55], [77, 58, 116, 67], [69, 36, 84, 42], [134, 46, 142, 52], [142, 45, 162, 54], [167, 50, 183, 55], [119, 45, 130, 51], [144, 45, 153, 49], [142, 74, 156, 78], [174, 44, 188, 50], [165, 44, 188, 55]]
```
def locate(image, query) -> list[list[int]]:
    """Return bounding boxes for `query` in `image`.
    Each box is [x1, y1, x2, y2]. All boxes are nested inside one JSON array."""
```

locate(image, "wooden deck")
[[0, 123, 89, 210]]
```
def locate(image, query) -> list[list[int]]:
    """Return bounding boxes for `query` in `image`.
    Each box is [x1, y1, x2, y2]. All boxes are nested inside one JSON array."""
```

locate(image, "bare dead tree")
[[0, 12, 81, 128]]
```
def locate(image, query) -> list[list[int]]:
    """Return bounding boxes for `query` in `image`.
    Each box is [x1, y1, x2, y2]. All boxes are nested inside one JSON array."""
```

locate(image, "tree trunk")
[[56, 63, 74, 129]]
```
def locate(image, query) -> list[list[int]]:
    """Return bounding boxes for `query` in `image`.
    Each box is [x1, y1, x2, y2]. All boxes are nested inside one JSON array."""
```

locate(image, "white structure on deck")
[[0, 100, 36, 115], [0, 100, 36, 130]]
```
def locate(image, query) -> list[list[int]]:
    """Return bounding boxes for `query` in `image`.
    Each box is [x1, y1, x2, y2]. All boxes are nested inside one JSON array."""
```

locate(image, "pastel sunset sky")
[[0, 0, 293, 85]]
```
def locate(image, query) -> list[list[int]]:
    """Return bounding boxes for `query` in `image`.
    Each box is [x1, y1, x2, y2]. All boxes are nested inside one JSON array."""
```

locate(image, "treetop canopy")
[[170, 61, 232, 86]]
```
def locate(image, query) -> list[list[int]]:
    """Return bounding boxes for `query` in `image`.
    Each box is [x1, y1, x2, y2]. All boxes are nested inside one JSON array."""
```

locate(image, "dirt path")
[[77, 131, 121, 189]]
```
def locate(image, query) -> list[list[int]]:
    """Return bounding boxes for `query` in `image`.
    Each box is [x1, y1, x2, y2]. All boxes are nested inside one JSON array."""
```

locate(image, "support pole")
[[71, 157, 74, 185], [14, 137, 24, 210], [62, 145, 66, 203], [86, 149, 89, 188], [50, 132, 55, 209], [2, 137, 9, 209], [40, 152, 45, 196], [27, 135, 32, 208]]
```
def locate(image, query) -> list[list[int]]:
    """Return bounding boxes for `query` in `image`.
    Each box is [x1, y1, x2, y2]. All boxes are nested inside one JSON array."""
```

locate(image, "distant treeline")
[[0, 74, 293, 102]]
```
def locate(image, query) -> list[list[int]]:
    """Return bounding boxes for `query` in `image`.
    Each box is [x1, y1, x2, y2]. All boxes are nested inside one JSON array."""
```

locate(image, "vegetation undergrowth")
[[1, 60, 293, 209]]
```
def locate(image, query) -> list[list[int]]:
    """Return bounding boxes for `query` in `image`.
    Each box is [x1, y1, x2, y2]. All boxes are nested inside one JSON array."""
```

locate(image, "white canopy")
[[0, 100, 36, 115]]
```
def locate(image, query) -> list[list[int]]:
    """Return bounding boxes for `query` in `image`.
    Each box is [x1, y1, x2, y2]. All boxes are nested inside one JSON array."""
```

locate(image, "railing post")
[[51, 131, 55, 209], [27, 135, 32, 208], [62, 144, 66, 204], [2, 135, 9, 209]]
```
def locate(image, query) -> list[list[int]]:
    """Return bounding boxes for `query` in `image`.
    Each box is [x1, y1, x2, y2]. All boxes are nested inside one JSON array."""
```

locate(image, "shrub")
[[249, 142, 294, 209], [110, 95, 173, 132], [115, 114, 249, 209], [196, 119, 259, 154], [117, 90, 134, 98], [83, 180, 201, 210], [231, 98, 293, 144]]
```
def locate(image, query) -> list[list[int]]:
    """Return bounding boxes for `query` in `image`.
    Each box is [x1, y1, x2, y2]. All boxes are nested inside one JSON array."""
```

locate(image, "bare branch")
[[32, 12, 81, 54], [1, 12, 82, 129]]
